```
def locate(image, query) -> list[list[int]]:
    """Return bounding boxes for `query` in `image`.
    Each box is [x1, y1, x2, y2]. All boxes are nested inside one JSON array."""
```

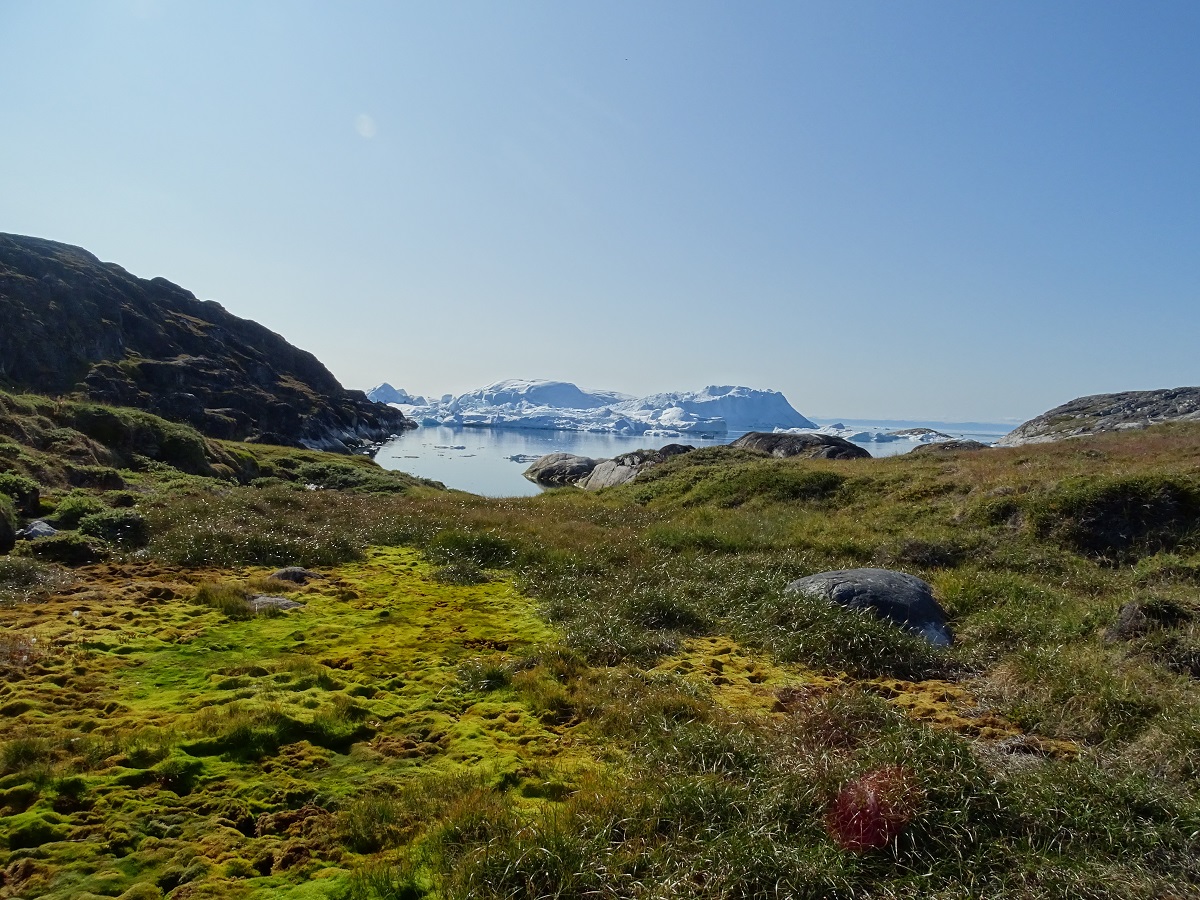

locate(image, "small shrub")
[[432, 562, 490, 584], [14, 532, 109, 565], [192, 582, 253, 620], [429, 529, 516, 569], [1, 734, 52, 773], [48, 491, 106, 529], [0, 472, 40, 516], [826, 765, 924, 851], [350, 857, 429, 900], [339, 793, 408, 853], [0, 557, 72, 605], [457, 657, 514, 692], [66, 465, 125, 489], [78, 509, 150, 547], [1033, 475, 1200, 562], [0, 633, 44, 671]]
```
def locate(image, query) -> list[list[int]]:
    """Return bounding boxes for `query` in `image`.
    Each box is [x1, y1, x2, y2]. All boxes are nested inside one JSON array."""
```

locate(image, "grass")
[[1, 390, 1200, 897]]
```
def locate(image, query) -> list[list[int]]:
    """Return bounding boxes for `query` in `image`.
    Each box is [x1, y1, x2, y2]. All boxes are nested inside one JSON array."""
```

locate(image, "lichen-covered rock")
[[732, 431, 870, 460], [999, 387, 1200, 446], [785, 568, 953, 646]]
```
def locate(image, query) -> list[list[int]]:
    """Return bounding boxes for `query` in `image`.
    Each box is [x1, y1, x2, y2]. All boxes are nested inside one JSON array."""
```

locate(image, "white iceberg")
[[366, 379, 814, 436]]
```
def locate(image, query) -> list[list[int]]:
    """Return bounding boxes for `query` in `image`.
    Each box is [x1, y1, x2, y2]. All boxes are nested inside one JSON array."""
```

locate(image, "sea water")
[[373, 422, 1011, 497]]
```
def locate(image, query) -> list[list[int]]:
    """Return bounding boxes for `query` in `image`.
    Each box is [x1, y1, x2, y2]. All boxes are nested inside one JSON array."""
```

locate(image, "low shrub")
[[78, 509, 150, 547], [0, 472, 40, 516], [0, 556, 71, 604], [14, 532, 109, 565], [192, 582, 254, 620], [48, 491, 107, 529]]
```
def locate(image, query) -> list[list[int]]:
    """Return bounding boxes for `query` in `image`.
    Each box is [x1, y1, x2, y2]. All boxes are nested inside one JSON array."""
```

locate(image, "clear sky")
[[2, 1, 1197, 422]]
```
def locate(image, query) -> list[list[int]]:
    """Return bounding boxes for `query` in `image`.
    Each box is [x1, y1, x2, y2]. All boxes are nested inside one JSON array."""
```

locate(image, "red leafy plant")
[[826, 765, 924, 852]]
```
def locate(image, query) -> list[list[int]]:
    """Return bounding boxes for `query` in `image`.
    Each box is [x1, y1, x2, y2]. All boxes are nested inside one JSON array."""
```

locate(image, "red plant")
[[826, 765, 922, 852]]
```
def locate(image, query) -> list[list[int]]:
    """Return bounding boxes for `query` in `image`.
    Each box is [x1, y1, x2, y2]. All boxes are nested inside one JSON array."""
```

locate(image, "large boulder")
[[525, 444, 696, 489], [999, 387, 1200, 446], [523, 453, 599, 486], [785, 568, 953, 646], [578, 444, 695, 490], [732, 431, 870, 460]]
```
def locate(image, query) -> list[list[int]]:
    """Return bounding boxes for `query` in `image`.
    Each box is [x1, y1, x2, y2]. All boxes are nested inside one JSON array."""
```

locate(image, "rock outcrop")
[[523, 444, 695, 489], [578, 444, 694, 489], [999, 387, 1200, 447], [732, 431, 871, 460], [523, 453, 599, 486], [785, 568, 953, 646], [0, 233, 414, 451]]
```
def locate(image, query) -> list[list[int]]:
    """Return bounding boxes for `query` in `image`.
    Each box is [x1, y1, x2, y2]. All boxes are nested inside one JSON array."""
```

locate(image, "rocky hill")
[[999, 386, 1200, 446], [0, 234, 412, 450]]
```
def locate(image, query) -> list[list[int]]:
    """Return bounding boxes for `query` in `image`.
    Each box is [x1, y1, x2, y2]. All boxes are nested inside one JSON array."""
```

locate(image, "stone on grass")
[[785, 567, 953, 646], [249, 595, 305, 613], [270, 567, 319, 584], [18, 520, 58, 540]]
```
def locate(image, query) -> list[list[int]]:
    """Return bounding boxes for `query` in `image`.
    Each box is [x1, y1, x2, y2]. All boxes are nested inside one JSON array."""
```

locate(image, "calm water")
[[374, 423, 1010, 497]]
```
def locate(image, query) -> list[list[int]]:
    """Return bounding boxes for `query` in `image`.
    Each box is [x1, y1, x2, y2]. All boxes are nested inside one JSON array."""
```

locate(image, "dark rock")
[[270, 567, 319, 584], [732, 431, 871, 460], [908, 439, 991, 455], [999, 386, 1200, 446], [0, 233, 415, 451], [523, 453, 599, 486], [785, 568, 953, 646], [1105, 598, 1192, 642], [248, 595, 305, 613]]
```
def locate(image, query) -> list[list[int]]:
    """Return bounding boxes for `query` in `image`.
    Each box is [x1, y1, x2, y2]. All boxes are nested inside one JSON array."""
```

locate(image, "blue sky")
[[2, 1, 1197, 421]]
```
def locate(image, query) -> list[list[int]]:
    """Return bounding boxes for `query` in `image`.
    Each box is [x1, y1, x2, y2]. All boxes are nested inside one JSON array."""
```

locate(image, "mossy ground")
[[2, 397, 1200, 898], [0, 548, 596, 899]]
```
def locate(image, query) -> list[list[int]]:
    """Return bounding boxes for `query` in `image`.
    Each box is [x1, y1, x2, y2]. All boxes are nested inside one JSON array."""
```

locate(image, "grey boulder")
[[249, 595, 305, 613], [785, 568, 953, 646], [18, 520, 58, 540], [578, 444, 694, 490], [732, 431, 870, 460], [523, 453, 599, 486]]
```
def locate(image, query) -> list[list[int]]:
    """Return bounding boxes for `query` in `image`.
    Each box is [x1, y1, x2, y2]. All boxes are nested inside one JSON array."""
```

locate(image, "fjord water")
[[375, 423, 1010, 497]]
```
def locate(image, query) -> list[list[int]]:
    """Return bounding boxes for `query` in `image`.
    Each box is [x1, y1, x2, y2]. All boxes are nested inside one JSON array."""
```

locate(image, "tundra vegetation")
[[0, 388, 1198, 899]]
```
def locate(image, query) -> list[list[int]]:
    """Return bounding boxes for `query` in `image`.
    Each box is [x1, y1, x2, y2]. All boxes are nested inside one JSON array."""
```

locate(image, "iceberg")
[[366, 379, 814, 436], [773, 423, 955, 444]]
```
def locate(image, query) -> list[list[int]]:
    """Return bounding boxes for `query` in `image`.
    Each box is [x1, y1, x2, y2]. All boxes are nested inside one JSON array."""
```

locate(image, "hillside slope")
[[0, 234, 412, 450], [1000, 386, 1200, 446]]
